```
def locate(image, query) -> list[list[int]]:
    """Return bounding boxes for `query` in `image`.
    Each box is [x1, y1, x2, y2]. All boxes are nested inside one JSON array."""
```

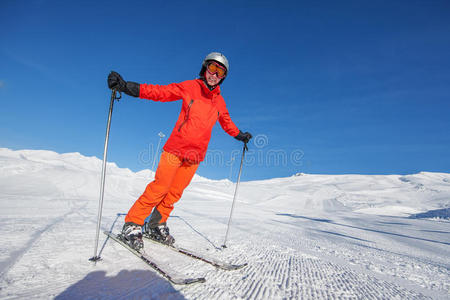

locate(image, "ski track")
[[0, 199, 85, 279], [180, 240, 431, 300], [1, 201, 448, 300]]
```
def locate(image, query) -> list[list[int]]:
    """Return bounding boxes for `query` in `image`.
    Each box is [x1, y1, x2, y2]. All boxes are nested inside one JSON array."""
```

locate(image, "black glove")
[[107, 71, 140, 97], [234, 130, 252, 143]]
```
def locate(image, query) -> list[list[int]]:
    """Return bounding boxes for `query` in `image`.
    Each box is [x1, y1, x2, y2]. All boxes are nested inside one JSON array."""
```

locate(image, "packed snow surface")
[[0, 148, 449, 299]]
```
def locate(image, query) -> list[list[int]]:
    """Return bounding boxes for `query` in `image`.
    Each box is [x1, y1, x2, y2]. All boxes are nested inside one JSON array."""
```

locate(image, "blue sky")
[[1, 0, 450, 181]]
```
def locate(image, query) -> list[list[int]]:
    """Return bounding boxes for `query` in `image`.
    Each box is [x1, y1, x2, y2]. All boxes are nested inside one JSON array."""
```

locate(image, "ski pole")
[[222, 142, 248, 248], [90, 88, 121, 262], [151, 132, 165, 172]]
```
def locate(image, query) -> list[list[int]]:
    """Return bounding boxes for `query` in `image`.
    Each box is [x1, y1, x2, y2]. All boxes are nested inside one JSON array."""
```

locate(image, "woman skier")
[[107, 52, 252, 250]]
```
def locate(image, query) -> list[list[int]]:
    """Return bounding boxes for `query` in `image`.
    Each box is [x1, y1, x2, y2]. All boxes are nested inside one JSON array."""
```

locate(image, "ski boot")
[[143, 223, 175, 245], [121, 222, 144, 251]]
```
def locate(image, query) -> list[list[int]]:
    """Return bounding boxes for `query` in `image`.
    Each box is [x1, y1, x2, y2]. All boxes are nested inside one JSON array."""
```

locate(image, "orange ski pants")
[[125, 151, 199, 226]]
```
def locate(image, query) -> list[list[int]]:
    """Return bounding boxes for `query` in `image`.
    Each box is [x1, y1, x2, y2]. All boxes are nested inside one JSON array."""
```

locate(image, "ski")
[[143, 235, 248, 271], [104, 231, 206, 285]]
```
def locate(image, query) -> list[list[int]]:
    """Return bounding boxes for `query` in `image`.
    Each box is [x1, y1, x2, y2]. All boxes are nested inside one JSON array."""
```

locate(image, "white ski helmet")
[[202, 52, 229, 71], [199, 52, 229, 84]]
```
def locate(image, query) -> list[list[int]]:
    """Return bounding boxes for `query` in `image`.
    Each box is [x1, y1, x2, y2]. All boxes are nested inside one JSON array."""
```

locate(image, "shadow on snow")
[[315, 230, 372, 243], [409, 208, 450, 220], [277, 213, 449, 246], [55, 270, 185, 300]]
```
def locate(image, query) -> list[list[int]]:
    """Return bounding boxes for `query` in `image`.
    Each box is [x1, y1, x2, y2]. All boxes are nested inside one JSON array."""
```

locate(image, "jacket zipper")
[[178, 99, 194, 132]]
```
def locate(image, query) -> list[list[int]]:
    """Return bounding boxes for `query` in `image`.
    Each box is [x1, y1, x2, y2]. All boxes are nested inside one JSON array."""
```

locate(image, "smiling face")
[[204, 61, 227, 86], [205, 69, 222, 86]]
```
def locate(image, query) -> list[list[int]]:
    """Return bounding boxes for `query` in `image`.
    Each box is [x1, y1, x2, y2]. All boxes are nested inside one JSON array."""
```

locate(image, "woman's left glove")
[[107, 71, 140, 97], [234, 130, 253, 143]]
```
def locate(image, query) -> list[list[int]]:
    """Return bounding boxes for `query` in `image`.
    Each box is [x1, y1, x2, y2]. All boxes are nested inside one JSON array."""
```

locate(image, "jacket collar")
[[196, 78, 221, 97]]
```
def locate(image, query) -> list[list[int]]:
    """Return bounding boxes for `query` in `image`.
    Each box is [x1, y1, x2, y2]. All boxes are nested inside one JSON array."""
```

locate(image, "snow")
[[0, 148, 449, 299]]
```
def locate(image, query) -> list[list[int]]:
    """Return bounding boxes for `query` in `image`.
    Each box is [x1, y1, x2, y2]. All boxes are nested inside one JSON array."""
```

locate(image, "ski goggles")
[[206, 61, 227, 78]]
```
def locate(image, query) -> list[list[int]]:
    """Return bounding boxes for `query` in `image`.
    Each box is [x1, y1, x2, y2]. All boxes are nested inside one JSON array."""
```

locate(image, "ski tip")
[[173, 277, 206, 285], [88, 256, 102, 262], [196, 278, 207, 284], [230, 263, 248, 270]]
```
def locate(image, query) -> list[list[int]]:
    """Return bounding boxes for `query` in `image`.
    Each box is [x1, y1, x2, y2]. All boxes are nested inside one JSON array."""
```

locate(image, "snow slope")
[[0, 148, 448, 299]]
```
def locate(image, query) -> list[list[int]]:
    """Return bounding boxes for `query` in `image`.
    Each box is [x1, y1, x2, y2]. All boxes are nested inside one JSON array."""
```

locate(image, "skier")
[[107, 52, 252, 250]]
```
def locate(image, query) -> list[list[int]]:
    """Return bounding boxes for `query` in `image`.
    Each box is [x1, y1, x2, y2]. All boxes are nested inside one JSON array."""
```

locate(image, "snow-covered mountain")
[[0, 148, 448, 299]]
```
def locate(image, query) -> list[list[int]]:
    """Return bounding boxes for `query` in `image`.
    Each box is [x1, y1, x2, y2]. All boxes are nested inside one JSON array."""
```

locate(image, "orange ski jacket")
[[139, 79, 240, 162]]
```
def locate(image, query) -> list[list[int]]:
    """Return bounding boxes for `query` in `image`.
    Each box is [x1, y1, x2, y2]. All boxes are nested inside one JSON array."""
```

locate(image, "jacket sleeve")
[[218, 99, 240, 137], [139, 81, 190, 102]]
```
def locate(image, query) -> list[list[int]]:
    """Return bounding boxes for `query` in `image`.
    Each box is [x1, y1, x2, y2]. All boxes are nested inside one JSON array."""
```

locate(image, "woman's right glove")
[[107, 71, 140, 97], [234, 130, 253, 143]]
